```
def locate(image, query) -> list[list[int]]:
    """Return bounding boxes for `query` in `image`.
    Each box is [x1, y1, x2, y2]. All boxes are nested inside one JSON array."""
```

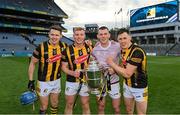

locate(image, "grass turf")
[[0, 56, 180, 114]]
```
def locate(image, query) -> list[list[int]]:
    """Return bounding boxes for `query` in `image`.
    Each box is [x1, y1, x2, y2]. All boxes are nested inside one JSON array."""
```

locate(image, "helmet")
[[20, 91, 37, 105]]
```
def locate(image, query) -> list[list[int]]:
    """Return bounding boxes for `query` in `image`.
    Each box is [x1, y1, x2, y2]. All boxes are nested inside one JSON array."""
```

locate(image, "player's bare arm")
[[61, 61, 80, 78], [106, 56, 137, 78], [28, 56, 39, 81]]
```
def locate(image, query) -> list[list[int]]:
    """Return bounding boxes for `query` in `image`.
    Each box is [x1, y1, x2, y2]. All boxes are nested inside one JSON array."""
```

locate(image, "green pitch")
[[0, 56, 180, 114]]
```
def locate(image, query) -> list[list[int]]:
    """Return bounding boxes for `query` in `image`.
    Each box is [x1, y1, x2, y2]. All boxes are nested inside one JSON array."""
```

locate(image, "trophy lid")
[[86, 60, 101, 71]]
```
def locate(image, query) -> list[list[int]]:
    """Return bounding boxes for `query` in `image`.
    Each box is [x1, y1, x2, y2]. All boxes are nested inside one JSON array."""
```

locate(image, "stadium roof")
[[0, 0, 68, 18]]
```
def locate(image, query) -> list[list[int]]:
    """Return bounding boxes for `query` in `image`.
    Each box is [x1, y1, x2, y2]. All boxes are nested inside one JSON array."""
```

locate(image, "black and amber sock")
[[50, 106, 58, 114], [39, 109, 46, 114]]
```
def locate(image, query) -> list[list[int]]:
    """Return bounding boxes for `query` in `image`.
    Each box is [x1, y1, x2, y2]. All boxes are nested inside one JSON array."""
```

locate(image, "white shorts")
[[123, 83, 148, 102], [97, 83, 121, 99], [65, 81, 89, 96], [37, 78, 61, 97]]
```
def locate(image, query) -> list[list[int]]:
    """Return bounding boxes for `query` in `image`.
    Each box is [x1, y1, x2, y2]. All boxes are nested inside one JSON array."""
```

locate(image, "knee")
[[113, 106, 120, 114], [82, 103, 90, 110], [126, 106, 133, 114], [66, 101, 74, 109], [113, 104, 120, 114], [40, 104, 48, 111], [98, 102, 105, 111], [51, 100, 59, 107]]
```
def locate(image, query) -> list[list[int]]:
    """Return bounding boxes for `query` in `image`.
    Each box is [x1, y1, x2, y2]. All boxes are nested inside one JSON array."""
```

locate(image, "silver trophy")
[[86, 60, 102, 94]]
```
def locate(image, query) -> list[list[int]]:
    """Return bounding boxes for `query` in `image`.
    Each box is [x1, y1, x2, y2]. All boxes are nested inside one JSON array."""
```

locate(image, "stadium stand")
[[0, 32, 29, 44], [0, 0, 73, 57]]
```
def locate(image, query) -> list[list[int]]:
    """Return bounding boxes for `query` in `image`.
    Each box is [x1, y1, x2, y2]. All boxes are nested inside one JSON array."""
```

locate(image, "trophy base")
[[90, 88, 99, 95]]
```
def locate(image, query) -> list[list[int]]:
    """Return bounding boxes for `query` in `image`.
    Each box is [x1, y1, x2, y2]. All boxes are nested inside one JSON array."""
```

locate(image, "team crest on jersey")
[[87, 48, 90, 52], [61, 47, 65, 51], [74, 54, 89, 64], [46, 54, 61, 63], [79, 50, 83, 56]]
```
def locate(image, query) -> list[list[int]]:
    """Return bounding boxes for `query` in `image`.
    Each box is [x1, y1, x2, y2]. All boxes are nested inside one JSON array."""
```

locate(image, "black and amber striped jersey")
[[62, 43, 93, 82], [33, 41, 67, 81], [121, 43, 147, 88]]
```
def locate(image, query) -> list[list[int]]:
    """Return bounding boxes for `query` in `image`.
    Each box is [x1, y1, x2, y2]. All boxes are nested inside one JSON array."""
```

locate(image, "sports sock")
[[50, 106, 58, 114]]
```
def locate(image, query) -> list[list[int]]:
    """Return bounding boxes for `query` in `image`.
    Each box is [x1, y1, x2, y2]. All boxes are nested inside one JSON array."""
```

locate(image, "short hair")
[[98, 26, 109, 31], [117, 28, 130, 35], [73, 27, 85, 33], [49, 25, 62, 33]]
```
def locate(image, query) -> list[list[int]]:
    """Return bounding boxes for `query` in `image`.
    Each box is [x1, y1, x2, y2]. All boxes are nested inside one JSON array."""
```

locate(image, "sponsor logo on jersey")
[[74, 55, 89, 64], [46, 54, 61, 63]]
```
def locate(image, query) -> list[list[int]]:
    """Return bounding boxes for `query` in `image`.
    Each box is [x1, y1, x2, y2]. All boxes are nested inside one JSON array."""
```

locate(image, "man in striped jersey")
[[106, 28, 148, 114], [61, 27, 92, 114], [28, 25, 67, 114]]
